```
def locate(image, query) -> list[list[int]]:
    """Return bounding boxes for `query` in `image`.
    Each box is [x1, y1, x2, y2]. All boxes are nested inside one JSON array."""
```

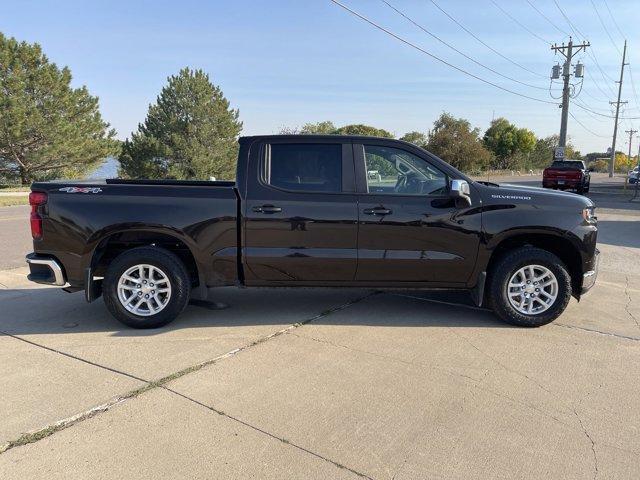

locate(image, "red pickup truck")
[[542, 160, 592, 194]]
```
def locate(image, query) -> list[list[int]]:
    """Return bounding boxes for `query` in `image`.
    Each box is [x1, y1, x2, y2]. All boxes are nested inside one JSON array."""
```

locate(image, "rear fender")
[[84, 225, 206, 302]]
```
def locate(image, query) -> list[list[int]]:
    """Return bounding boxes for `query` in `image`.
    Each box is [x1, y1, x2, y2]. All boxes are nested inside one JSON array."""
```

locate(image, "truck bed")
[[30, 179, 240, 289]]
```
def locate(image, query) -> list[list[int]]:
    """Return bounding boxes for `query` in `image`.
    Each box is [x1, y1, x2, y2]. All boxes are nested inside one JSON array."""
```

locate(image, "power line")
[[552, 0, 587, 39], [489, 0, 551, 45], [598, 0, 639, 114], [582, 68, 615, 100], [381, 0, 548, 90], [329, 0, 558, 104], [426, 0, 547, 79], [580, 83, 613, 104], [552, 0, 617, 92], [568, 111, 609, 138], [628, 68, 640, 110], [602, 0, 626, 41], [525, 0, 569, 37], [589, 0, 621, 54], [572, 99, 610, 122], [574, 100, 640, 120]]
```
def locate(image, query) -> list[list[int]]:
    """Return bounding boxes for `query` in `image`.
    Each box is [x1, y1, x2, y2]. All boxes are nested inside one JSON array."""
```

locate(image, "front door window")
[[364, 145, 447, 196]]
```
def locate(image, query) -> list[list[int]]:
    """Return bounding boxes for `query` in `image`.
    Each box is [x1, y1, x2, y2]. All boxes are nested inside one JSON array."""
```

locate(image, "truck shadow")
[[0, 286, 509, 336]]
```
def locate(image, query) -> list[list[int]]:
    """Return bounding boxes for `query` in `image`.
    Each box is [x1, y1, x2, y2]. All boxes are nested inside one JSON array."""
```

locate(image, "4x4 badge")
[[59, 187, 102, 194]]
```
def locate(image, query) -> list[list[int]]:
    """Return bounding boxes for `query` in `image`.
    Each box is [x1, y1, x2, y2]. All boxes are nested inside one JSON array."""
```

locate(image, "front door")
[[354, 142, 481, 284], [243, 139, 358, 284]]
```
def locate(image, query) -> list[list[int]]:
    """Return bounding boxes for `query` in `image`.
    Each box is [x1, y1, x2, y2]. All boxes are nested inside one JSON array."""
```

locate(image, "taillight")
[[29, 192, 47, 240]]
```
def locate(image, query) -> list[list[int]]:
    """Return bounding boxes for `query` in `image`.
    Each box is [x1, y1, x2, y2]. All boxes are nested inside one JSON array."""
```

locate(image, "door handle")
[[253, 205, 282, 214], [363, 207, 392, 215]]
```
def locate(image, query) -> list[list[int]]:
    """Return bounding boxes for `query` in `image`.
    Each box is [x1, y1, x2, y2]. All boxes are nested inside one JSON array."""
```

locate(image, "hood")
[[477, 182, 594, 208]]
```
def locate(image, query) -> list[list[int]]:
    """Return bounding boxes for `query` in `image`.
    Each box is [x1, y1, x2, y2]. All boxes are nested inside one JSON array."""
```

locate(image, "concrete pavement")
[[0, 191, 639, 479]]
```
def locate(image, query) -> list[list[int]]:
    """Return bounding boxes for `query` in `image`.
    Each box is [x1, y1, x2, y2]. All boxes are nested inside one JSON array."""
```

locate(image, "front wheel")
[[103, 247, 191, 328], [487, 247, 572, 327]]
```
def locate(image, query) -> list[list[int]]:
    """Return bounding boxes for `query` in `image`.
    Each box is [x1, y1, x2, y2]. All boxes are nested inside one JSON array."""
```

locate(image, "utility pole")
[[551, 37, 590, 151], [609, 40, 628, 178], [625, 128, 637, 162], [634, 136, 639, 200]]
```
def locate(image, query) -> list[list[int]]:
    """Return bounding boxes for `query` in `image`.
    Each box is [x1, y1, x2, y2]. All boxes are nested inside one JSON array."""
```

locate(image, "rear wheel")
[[104, 247, 191, 328], [487, 247, 572, 327]]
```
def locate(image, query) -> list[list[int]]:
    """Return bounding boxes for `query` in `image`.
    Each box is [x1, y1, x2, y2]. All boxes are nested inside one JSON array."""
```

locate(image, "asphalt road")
[[0, 206, 31, 270], [0, 179, 639, 479]]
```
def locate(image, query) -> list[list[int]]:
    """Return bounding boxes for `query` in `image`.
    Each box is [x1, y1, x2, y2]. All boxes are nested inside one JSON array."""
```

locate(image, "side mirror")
[[450, 179, 471, 207]]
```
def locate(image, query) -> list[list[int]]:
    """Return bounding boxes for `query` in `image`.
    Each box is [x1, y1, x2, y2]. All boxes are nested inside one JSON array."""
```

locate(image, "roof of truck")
[[239, 134, 406, 143]]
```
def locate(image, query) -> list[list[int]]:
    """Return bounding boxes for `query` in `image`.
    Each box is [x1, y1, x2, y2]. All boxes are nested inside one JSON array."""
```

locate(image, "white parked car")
[[629, 166, 639, 184]]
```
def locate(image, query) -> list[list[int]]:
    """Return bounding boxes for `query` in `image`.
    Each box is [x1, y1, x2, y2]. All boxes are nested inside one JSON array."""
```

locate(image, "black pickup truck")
[[26, 135, 599, 328]]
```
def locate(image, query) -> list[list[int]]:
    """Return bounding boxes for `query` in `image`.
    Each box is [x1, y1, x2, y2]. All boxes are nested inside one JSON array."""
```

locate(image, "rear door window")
[[265, 144, 342, 193]]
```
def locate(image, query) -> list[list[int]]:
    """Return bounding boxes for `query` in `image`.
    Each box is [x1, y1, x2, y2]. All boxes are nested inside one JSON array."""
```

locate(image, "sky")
[[2, 0, 640, 155]]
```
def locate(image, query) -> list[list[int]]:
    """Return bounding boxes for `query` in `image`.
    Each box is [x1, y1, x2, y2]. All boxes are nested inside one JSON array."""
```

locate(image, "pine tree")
[[0, 33, 117, 184], [119, 68, 242, 180]]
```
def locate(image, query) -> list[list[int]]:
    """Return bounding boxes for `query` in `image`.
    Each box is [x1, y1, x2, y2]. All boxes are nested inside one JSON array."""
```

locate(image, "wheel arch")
[[485, 231, 583, 297], [87, 227, 202, 290]]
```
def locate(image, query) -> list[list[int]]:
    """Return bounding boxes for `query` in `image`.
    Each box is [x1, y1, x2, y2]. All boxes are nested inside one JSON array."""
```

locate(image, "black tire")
[[487, 247, 572, 327], [103, 247, 191, 328]]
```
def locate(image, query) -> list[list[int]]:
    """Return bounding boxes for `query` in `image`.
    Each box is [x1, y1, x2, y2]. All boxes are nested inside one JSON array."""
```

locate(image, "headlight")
[[582, 206, 597, 224]]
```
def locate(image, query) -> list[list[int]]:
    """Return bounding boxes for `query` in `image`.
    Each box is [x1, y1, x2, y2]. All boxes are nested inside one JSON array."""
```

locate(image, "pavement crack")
[[0, 386, 148, 454], [0, 293, 374, 454], [624, 275, 640, 332], [447, 328, 553, 395], [289, 332, 569, 427], [0, 330, 150, 384], [164, 385, 374, 480], [573, 408, 599, 480], [553, 323, 640, 342]]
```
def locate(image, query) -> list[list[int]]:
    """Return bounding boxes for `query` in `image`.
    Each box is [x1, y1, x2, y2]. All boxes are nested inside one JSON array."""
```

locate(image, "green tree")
[[0, 33, 117, 184], [515, 128, 536, 154], [279, 122, 394, 138], [400, 131, 429, 149], [590, 158, 609, 172], [300, 121, 336, 134], [614, 152, 632, 172], [119, 68, 242, 180], [427, 113, 492, 173], [529, 135, 581, 169], [333, 124, 393, 138], [483, 118, 536, 169]]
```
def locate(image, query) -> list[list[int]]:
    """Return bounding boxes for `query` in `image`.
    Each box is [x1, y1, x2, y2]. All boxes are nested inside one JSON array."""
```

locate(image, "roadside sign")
[[554, 147, 565, 160]]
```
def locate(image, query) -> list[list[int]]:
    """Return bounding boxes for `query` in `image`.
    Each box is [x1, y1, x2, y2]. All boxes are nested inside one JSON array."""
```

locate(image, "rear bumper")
[[26, 253, 67, 286], [542, 179, 582, 189], [580, 248, 599, 294]]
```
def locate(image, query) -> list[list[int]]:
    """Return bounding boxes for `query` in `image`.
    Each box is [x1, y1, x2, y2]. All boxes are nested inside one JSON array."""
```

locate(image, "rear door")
[[354, 141, 481, 284], [243, 138, 358, 284]]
